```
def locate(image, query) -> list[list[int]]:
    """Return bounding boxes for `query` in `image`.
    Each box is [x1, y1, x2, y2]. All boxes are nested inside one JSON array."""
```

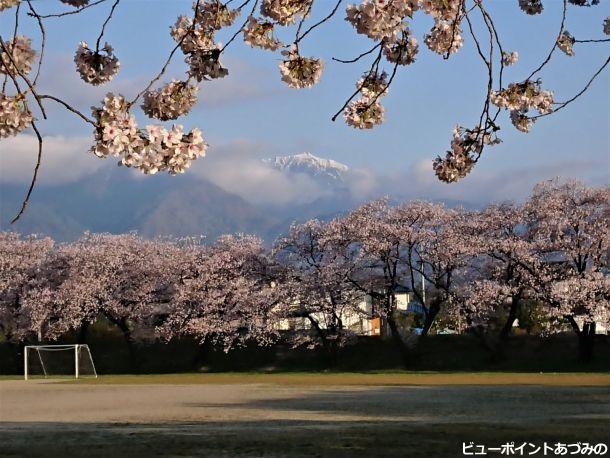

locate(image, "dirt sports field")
[[1, 373, 609, 457]]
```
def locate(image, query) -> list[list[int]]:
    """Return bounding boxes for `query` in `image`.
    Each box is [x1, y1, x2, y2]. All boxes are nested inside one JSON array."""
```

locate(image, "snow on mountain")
[[263, 152, 349, 184]]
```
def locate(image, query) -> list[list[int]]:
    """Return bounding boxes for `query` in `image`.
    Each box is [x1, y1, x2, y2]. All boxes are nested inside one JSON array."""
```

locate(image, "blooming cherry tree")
[[158, 235, 282, 351], [273, 219, 362, 355], [519, 179, 610, 360]]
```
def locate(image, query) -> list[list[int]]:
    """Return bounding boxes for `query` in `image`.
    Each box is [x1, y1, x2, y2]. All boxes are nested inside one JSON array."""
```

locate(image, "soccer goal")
[[24, 344, 98, 380]]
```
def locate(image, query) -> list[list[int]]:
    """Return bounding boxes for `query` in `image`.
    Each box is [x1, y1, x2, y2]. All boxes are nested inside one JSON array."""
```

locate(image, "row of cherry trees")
[[1, 179, 608, 363]]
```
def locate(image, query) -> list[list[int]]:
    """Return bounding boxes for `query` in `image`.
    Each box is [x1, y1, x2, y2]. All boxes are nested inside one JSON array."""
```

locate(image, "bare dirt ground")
[[1, 375, 609, 457]]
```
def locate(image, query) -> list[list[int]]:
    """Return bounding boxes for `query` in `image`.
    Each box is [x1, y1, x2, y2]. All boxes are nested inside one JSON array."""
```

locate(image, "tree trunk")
[[192, 337, 210, 370], [387, 314, 409, 368], [421, 300, 441, 337], [77, 321, 89, 344], [577, 322, 596, 363], [106, 315, 137, 372], [567, 316, 596, 363], [500, 295, 521, 340], [306, 315, 335, 368]]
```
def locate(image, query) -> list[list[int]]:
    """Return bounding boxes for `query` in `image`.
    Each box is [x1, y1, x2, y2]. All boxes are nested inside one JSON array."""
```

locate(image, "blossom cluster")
[[74, 41, 120, 85], [171, 15, 215, 54], [0, 0, 20, 12], [170, 2, 233, 81], [550, 272, 610, 324], [60, 0, 90, 6], [0, 93, 33, 139], [344, 97, 385, 130], [141, 80, 199, 121], [509, 110, 534, 133], [491, 80, 553, 132], [91, 93, 208, 175], [195, 0, 239, 31], [343, 70, 388, 129], [501, 51, 519, 66], [424, 20, 463, 55], [519, 0, 543, 15], [0, 35, 36, 76], [557, 31, 575, 56], [357, 70, 389, 98], [491, 81, 554, 114], [383, 29, 419, 65], [346, 0, 418, 41], [243, 16, 284, 51], [186, 46, 228, 81], [279, 46, 324, 88], [422, 0, 461, 21], [260, 0, 313, 26], [433, 125, 500, 183]]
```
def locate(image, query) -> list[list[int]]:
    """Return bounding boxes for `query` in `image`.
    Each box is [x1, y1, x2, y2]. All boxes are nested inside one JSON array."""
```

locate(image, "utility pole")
[[420, 260, 426, 307]]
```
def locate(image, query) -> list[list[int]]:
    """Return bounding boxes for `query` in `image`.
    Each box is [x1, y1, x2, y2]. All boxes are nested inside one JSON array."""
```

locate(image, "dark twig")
[[530, 55, 610, 119], [95, 0, 121, 53], [25, 0, 46, 86], [574, 38, 610, 43], [333, 42, 382, 64], [11, 120, 43, 224], [525, 0, 567, 82], [221, 0, 257, 53], [31, 0, 109, 19], [2, 2, 20, 92], [295, 0, 343, 45], [130, 0, 202, 106], [331, 46, 384, 122], [38, 95, 97, 126], [443, 0, 465, 60], [0, 36, 47, 119]]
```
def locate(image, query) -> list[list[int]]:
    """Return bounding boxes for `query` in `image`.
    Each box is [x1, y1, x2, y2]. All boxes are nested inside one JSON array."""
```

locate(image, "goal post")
[[24, 344, 98, 380]]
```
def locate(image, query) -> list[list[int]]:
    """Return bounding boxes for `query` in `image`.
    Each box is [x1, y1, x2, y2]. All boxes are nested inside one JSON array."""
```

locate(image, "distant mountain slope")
[[1, 167, 278, 242], [1, 153, 478, 243]]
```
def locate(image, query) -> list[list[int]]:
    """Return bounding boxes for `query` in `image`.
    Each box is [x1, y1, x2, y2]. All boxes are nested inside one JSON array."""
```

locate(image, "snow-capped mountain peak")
[[264, 153, 349, 183]]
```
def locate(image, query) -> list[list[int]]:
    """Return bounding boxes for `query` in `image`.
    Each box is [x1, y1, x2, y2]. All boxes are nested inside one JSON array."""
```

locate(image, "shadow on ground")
[[1, 418, 609, 458], [1, 384, 609, 457]]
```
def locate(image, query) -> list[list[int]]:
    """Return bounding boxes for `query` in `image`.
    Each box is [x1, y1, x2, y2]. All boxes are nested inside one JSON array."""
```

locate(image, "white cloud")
[[189, 139, 332, 205], [0, 134, 108, 185], [372, 158, 608, 205]]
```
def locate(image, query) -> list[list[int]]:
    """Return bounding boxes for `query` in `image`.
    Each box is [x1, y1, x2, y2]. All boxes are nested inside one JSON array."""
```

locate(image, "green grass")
[[3, 371, 608, 386]]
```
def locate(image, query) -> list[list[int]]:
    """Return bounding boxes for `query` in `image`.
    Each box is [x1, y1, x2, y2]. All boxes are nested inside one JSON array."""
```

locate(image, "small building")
[[276, 286, 417, 337]]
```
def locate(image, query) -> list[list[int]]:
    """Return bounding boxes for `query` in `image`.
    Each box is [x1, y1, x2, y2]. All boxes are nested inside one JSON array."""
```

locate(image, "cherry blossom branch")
[[25, 0, 46, 86], [443, 0, 465, 60], [294, 0, 343, 46], [2, 2, 20, 92], [95, 0, 121, 53], [332, 42, 382, 64], [330, 46, 384, 122], [0, 36, 47, 119], [11, 119, 43, 224], [37, 95, 97, 126], [30, 0, 110, 19], [361, 57, 400, 110], [525, 0, 567, 82], [130, 0, 202, 106], [220, 0, 257, 53], [529, 54, 610, 120], [574, 38, 610, 43]]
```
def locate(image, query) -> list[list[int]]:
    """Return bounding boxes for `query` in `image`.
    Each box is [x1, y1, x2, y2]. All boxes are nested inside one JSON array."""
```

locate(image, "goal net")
[[24, 344, 98, 380]]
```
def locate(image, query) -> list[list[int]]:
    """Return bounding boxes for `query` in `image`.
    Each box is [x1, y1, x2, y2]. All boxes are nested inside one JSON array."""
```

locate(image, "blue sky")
[[1, 0, 609, 205]]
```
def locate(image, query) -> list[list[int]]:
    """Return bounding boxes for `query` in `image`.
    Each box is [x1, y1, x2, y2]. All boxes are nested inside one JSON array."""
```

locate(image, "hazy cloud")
[[1, 134, 108, 185], [372, 158, 609, 206], [189, 139, 333, 205]]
